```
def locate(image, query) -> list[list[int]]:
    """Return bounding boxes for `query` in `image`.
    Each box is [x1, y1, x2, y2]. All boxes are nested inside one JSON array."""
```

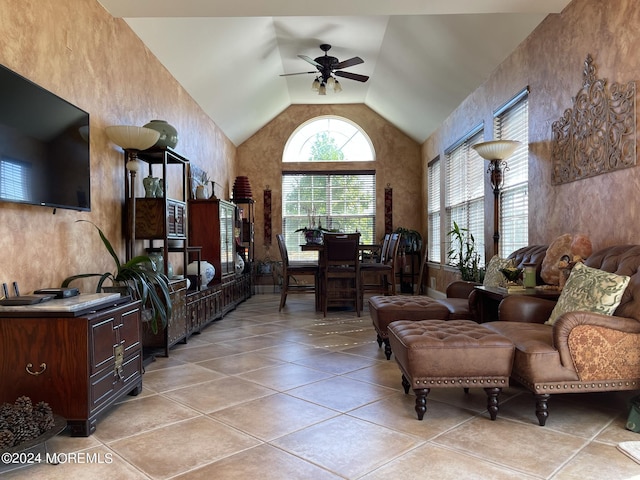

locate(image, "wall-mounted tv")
[[0, 63, 90, 212]]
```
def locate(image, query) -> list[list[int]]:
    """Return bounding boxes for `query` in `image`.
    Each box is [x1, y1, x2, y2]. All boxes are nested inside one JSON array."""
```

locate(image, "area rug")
[[617, 441, 640, 464]]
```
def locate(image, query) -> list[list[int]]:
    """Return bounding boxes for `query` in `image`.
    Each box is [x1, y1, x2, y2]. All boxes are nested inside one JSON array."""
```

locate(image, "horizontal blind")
[[495, 89, 529, 256], [282, 172, 376, 262], [445, 129, 485, 266], [427, 158, 441, 262]]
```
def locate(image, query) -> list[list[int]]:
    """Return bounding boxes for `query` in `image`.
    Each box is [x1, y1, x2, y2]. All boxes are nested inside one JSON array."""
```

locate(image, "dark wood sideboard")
[[0, 295, 142, 436]]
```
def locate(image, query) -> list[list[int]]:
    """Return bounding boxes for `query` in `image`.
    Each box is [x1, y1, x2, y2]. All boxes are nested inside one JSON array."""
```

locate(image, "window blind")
[[444, 129, 485, 266], [427, 158, 441, 263], [282, 172, 376, 262], [495, 88, 529, 257]]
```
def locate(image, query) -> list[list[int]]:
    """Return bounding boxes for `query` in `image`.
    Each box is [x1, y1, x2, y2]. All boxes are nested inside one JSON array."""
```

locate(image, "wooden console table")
[[0, 294, 142, 436], [474, 285, 561, 323]]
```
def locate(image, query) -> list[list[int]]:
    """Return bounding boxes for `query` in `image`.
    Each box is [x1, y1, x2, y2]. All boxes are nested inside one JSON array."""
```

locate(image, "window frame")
[[282, 170, 376, 262]]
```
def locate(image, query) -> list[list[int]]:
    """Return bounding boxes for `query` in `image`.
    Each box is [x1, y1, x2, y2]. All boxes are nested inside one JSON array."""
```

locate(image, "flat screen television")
[[0, 63, 90, 211]]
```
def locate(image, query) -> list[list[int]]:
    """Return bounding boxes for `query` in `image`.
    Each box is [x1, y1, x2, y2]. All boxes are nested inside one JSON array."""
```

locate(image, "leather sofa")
[[483, 244, 640, 426], [437, 245, 549, 321]]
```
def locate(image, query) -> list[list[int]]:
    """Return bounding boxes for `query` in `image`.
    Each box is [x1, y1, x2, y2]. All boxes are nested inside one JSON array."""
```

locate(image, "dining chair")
[[322, 232, 362, 317], [276, 234, 319, 311], [360, 233, 400, 300]]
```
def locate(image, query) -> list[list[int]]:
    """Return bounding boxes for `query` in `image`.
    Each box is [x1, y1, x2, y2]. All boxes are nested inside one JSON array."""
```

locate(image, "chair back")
[[378, 233, 391, 263], [276, 234, 290, 267], [323, 233, 361, 265], [384, 233, 401, 265]]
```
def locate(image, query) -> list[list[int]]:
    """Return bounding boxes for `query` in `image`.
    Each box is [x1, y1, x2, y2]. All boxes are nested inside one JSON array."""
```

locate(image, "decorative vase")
[[187, 261, 215, 288], [156, 179, 164, 198], [195, 185, 207, 199], [143, 175, 159, 198], [143, 120, 178, 149]]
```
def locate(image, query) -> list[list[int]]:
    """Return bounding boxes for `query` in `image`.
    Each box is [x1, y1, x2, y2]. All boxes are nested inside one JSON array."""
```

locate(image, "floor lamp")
[[472, 140, 521, 256], [105, 125, 160, 261]]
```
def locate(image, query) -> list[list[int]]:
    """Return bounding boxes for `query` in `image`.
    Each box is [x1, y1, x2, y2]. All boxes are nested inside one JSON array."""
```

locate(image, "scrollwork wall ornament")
[[552, 54, 636, 184]]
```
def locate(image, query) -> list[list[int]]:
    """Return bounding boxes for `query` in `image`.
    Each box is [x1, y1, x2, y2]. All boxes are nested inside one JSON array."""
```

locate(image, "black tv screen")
[[0, 64, 90, 211]]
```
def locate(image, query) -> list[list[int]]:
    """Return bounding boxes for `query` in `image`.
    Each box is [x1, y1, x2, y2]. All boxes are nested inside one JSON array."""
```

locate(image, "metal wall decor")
[[552, 54, 636, 184]]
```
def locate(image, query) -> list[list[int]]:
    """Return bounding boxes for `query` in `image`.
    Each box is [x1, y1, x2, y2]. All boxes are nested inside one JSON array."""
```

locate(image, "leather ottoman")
[[369, 295, 451, 360], [388, 320, 515, 421]]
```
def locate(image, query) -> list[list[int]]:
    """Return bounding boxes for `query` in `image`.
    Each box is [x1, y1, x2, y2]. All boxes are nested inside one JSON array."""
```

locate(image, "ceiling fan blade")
[[334, 71, 369, 83], [334, 56, 364, 70], [280, 71, 317, 77], [298, 55, 322, 68]]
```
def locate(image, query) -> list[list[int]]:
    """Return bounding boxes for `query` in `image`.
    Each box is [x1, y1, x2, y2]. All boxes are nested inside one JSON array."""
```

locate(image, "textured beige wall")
[[0, 0, 236, 293], [425, 0, 640, 291], [236, 104, 422, 263]]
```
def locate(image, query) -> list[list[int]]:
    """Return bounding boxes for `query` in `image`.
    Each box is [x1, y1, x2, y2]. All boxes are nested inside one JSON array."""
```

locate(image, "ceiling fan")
[[281, 44, 369, 94]]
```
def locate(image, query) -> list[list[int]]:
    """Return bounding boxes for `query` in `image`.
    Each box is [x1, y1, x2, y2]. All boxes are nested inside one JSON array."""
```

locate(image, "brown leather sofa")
[[437, 245, 549, 321], [483, 245, 640, 426]]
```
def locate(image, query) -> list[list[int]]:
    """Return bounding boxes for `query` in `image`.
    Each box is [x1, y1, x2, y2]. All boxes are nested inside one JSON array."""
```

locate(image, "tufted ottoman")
[[388, 320, 515, 421], [369, 295, 451, 360]]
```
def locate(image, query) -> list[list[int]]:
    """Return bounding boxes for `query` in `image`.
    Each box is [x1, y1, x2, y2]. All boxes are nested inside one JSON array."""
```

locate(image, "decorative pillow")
[[545, 262, 630, 326], [483, 255, 514, 287]]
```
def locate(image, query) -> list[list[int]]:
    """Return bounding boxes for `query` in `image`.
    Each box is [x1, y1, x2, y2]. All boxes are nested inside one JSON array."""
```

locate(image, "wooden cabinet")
[[188, 199, 236, 284], [0, 298, 142, 437], [141, 278, 188, 357]]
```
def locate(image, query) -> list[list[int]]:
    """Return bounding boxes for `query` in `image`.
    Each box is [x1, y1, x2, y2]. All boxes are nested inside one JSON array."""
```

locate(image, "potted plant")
[[394, 227, 422, 254], [61, 220, 172, 334], [447, 221, 485, 282]]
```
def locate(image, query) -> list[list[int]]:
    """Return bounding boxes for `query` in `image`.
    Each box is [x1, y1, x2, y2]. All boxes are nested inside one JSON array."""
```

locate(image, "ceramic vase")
[[143, 120, 178, 149], [143, 175, 159, 198]]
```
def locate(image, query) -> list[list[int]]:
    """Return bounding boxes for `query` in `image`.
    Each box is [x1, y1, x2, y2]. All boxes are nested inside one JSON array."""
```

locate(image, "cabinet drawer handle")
[[26, 362, 47, 376]]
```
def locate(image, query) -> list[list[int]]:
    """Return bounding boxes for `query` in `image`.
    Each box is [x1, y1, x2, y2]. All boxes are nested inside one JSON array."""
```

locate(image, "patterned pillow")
[[545, 262, 630, 326], [483, 255, 513, 287]]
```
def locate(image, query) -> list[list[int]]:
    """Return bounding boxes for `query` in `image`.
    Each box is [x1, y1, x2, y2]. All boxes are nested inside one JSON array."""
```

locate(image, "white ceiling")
[[98, 0, 571, 146]]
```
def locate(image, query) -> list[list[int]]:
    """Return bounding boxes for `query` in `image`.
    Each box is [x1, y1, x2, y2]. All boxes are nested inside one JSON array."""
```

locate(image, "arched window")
[[283, 116, 375, 162], [282, 116, 376, 261]]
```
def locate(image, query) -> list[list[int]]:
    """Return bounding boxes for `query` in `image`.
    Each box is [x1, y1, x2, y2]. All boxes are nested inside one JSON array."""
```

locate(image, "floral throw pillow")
[[483, 255, 513, 287], [545, 262, 630, 326]]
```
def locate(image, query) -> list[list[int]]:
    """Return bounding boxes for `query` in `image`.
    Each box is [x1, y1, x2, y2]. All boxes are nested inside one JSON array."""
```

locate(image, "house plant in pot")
[[61, 220, 172, 334]]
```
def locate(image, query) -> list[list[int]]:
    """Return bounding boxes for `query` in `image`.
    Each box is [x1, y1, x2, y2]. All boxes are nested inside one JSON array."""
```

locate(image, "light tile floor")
[[4, 293, 640, 479]]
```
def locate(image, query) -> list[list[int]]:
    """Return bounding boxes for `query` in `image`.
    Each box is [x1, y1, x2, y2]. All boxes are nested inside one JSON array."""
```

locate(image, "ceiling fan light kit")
[[282, 43, 369, 95]]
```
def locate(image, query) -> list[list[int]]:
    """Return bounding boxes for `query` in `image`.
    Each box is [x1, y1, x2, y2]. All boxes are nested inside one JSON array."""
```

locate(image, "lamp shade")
[[105, 125, 160, 151], [473, 140, 521, 160]]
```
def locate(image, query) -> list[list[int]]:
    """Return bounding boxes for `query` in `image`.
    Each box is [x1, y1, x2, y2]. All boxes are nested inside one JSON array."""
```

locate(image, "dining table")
[[300, 243, 381, 312]]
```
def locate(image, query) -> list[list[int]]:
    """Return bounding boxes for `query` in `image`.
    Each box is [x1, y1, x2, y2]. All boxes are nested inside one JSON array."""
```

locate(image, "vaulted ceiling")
[[98, 0, 571, 146]]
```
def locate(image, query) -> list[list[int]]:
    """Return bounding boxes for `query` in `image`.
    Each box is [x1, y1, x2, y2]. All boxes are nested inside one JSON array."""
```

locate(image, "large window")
[[283, 116, 375, 162], [495, 88, 529, 257], [282, 116, 376, 261], [444, 127, 485, 266], [282, 172, 376, 261], [427, 157, 441, 263]]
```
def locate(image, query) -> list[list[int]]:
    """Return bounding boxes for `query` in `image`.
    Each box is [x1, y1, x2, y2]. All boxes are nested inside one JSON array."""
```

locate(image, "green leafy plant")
[[447, 221, 485, 282], [61, 220, 172, 334], [394, 227, 422, 254]]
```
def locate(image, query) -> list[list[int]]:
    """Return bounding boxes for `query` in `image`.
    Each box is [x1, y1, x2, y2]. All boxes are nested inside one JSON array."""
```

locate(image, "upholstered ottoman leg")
[[383, 338, 392, 360], [414, 388, 430, 420], [535, 394, 550, 426], [401, 374, 410, 394], [484, 387, 502, 421]]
